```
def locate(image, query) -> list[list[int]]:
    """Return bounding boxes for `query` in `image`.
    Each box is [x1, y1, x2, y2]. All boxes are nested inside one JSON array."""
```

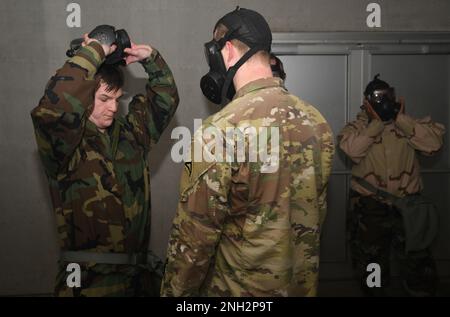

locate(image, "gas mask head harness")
[[364, 74, 401, 122], [200, 7, 272, 105], [66, 25, 131, 66]]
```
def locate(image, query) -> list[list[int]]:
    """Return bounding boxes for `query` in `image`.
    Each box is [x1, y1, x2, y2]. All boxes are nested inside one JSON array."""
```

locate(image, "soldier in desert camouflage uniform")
[[31, 32, 179, 296], [339, 75, 445, 296], [161, 8, 334, 297]]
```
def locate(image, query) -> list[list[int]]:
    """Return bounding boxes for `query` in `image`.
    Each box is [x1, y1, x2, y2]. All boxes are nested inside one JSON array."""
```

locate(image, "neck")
[[232, 62, 273, 92]]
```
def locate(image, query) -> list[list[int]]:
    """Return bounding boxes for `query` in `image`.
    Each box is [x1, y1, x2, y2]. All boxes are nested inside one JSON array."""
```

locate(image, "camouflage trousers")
[[54, 252, 164, 297], [348, 191, 438, 296]]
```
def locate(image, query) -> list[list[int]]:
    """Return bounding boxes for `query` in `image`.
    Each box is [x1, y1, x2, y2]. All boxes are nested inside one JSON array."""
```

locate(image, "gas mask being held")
[[66, 25, 131, 66], [364, 74, 401, 122]]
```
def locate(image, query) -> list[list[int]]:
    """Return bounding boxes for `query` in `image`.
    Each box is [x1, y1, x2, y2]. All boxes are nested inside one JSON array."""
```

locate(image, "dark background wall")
[[0, 0, 449, 295]]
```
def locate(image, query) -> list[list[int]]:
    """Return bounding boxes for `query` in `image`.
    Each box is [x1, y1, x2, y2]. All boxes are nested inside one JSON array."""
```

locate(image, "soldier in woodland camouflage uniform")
[[339, 75, 445, 296], [31, 32, 179, 296], [161, 8, 334, 297]]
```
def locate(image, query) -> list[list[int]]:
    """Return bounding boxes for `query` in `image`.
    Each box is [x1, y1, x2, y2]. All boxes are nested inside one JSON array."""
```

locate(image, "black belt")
[[60, 251, 148, 265]]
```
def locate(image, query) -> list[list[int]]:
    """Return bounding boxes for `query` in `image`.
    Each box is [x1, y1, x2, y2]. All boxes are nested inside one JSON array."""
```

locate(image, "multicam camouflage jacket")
[[161, 77, 335, 297], [339, 110, 445, 198], [31, 42, 178, 296]]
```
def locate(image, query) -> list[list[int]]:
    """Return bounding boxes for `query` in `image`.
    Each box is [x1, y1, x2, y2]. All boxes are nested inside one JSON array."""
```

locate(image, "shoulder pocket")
[[179, 160, 215, 202]]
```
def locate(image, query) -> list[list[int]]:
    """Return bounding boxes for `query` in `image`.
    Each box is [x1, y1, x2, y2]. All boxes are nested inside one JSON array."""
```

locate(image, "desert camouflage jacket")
[[339, 110, 445, 198]]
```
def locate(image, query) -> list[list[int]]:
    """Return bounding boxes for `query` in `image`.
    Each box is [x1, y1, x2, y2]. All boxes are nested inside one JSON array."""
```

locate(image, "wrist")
[[395, 113, 415, 136], [139, 57, 151, 65], [86, 41, 106, 60], [139, 48, 158, 66], [363, 119, 384, 137], [69, 41, 105, 79]]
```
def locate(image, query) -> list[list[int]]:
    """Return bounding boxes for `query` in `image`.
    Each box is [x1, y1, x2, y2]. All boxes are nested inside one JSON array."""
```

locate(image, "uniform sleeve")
[[338, 111, 384, 164], [30, 42, 105, 178], [317, 122, 335, 227], [161, 161, 231, 297], [126, 49, 179, 151], [395, 113, 446, 156]]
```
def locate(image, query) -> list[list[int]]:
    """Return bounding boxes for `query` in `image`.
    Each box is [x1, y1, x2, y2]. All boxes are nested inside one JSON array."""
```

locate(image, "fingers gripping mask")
[[368, 88, 401, 121], [67, 25, 131, 66], [364, 74, 401, 121]]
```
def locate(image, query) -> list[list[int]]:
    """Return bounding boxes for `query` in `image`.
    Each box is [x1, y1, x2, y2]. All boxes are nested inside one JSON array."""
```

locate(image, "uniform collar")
[[85, 119, 100, 137], [233, 77, 284, 100], [85, 118, 115, 139]]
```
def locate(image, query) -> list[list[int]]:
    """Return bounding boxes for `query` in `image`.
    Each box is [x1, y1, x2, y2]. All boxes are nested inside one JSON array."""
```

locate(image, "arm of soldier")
[[318, 124, 335, 226], [395, 113, 446, 155], [126, 47, 179, 151], [161, 162, 231, 297], [338, 112, 384, 164], [30, 41, 105, 177]]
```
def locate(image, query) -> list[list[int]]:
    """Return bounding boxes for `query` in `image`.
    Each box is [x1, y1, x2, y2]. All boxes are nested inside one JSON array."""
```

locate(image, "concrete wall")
[[0, 0, 449, 295]]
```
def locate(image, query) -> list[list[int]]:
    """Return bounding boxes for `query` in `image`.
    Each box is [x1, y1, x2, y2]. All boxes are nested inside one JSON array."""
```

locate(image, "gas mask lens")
[[369, 88, 396, 105], [204, 40, 223, 67], [204, 42, 213, 66], [200, 40, 230, 105], [367, 87, 400, 121]]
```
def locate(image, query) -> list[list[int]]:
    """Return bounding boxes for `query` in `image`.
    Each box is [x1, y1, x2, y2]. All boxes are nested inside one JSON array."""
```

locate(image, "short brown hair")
[[213, 23, 269, 63], [95, 64, 124, 92]]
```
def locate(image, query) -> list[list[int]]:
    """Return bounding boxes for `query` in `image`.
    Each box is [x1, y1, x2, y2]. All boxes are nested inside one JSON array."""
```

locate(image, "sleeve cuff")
[[361, 119, 384, 137], [395, 113, 416, 137], [69, 41, 105, 79], [140, 49, 162, 74]]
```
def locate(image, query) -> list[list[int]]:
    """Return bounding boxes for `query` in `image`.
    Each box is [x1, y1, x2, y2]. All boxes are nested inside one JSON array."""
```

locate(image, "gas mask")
[[66, 25, 131, 66], [364, 74, 401, 122], [200, 7, 272, 106], [366, 88, 401, 122], [200, 39, 234, 105], [200, 38, 266, 105]]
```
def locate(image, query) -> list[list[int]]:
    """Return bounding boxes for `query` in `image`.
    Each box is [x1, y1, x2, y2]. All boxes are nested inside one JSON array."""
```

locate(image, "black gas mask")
[[200, 39, 234, 105], [66, 25, 131, 66], [364, 74, 401, 121], [200, 7, 272, 106]]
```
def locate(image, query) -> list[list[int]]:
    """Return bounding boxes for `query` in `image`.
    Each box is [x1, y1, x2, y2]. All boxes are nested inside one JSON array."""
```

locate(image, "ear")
[[224, 41, 236, 66]]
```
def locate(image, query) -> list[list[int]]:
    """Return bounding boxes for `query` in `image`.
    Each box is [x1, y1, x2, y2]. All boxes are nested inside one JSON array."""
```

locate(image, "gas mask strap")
[[220, 45, 263, 104]]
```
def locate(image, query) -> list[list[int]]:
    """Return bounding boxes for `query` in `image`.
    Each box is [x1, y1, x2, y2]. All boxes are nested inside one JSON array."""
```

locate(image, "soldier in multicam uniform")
[[339, 75, 445, 296], [31, 32, 179, 296], [161, 8, 334, 297]]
